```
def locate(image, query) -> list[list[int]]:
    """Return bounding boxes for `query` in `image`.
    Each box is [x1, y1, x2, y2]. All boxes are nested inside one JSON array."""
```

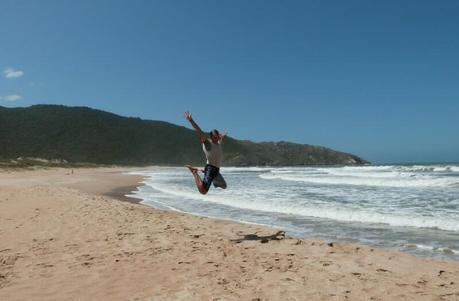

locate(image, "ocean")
[[127, 164, 459, 260]]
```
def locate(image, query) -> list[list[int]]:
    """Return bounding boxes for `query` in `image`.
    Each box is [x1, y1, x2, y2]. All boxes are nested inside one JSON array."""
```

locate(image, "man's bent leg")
[[185, 165, 208, 194], [213, 173, 227, 189]]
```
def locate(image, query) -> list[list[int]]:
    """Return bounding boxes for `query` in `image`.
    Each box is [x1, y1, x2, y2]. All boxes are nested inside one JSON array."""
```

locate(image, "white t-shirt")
[[202, 139, 222, 167]]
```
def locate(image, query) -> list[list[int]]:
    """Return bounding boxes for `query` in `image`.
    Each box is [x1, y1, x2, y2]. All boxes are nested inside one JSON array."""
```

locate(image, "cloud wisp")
[[4, 68, 24, 79], [0, 94, 23, 101]]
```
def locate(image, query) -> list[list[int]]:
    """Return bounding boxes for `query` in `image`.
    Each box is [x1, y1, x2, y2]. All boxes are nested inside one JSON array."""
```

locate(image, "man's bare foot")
[[185, 164, 198, 174]]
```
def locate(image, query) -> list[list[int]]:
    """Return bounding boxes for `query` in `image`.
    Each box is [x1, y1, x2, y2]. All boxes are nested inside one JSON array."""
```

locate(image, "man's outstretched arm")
[[184, 111, 206, 142]]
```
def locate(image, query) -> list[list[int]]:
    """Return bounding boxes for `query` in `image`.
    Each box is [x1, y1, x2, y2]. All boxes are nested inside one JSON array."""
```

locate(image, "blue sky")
[[1, 0, 458, 163]]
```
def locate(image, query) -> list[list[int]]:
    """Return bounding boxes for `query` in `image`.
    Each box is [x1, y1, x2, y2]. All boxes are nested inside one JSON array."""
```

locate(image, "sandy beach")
[[0, 167, 458, 301]]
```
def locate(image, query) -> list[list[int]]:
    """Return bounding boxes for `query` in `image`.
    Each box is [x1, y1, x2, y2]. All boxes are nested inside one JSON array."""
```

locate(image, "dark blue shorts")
[[202, 164, 227, 191]]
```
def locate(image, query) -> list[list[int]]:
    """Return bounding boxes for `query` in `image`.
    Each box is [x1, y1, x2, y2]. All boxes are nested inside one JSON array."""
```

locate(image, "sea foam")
[[128, 165, 459, 260]]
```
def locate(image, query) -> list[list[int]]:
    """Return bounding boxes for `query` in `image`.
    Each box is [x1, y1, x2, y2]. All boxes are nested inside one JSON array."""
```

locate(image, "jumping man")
[[184, 111, 227, 194]]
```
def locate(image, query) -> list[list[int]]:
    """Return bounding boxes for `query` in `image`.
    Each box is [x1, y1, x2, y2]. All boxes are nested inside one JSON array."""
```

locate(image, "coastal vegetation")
[[0, 105, 368, 166]]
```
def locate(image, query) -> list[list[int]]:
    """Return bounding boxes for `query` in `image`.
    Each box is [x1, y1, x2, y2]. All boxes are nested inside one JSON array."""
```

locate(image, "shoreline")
[[103, 184, 143, 204], [116, 167, 459, 262], [1, 167, 459, 300], [90, 170, 459, 265]]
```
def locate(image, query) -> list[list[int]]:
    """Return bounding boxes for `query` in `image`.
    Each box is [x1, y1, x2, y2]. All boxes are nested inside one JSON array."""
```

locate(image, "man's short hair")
[[210, 129, 220, 137]]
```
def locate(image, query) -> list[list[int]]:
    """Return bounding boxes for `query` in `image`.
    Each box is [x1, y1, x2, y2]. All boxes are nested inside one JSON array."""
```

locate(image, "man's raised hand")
[[184, 111, 206, 142], [184, 111, 193, 121], [219, 132, 227, 141]]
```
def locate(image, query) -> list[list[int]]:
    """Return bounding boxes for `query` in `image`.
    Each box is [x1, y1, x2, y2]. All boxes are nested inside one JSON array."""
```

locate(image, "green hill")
[[0, 105, 368, 166]]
